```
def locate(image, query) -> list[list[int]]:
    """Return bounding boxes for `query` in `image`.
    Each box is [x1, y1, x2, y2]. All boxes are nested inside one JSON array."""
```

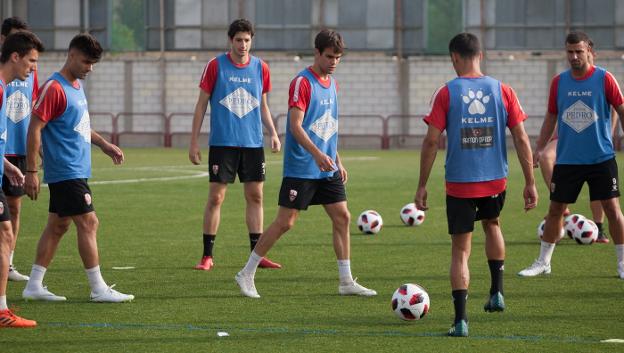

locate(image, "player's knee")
[[334, 210, 350, 228], [50, 221, 71, 236], [245, 191, 262, 205], [207, 193, 225, 208]]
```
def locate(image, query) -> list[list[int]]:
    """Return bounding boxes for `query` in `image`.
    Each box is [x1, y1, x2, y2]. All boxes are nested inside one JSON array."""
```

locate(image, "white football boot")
[[90, 284, 134, 303], [23, 286, 67, 302], [235, 271, 260, 298], [518, 259, 551, 277], [339, 278, 377, 296]]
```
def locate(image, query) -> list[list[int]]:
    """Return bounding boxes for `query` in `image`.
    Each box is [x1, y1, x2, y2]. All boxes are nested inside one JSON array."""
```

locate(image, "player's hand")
[[414, 186, 428, 211], [270, 135, 281, 153], [533, 149, 542, 168], [102, 142, 124, 165], [25, 172, 40, 201], [4, 162, 24, 187], [314, 153, 337, 173], [189, 143, 202, 165], [337, 163, 348, 184], [523, 183, 538, 211]]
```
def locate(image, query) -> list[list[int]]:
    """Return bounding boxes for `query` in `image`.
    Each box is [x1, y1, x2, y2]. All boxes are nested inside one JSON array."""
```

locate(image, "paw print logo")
[[462, 89, 490, 115]]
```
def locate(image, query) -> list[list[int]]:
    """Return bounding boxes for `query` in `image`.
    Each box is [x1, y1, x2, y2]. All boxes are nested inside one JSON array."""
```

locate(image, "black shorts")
[[2, 155, 26, 197], [0, 190, 12, 222], [208, 146, 265, 183], [278, 173, 347, 210], [550, 158, 620, 204], [48, 179, 95, 217], [446, 191, 506, 235]]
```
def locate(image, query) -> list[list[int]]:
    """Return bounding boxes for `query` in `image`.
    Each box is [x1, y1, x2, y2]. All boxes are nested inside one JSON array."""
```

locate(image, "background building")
[[1, 0, 622, 147]]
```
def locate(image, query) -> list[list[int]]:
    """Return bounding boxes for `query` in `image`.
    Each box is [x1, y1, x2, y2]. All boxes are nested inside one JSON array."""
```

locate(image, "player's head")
[[313, 29, 344, 75], [448, 32, 481, 59], [0, 31, 43, 81], [1, 17, 29, 43], [565, 31, 592, 71], [227, 19, 254, 58], [67, 33, 102, 79]]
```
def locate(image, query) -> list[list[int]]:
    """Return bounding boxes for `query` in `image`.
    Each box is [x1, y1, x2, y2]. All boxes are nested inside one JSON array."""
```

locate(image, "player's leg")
[[3, 156, 29, 281], [195, 182, 227, 270], [538, 139, 557, 187], [72, 211, 134, 302], [519, 163, 584, 277], [591, 200, 609, 243], [235, 206, 299, 298], [196, 146, 237, 270], [22, 213, 70, 301], [601, 198, 624, 278], [477, 192, 506, 312], [0, 219, 35, 328]]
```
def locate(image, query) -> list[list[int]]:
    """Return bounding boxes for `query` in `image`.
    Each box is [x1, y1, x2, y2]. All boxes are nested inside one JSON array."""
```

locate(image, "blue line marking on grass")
[[42, 321, 605, 344]]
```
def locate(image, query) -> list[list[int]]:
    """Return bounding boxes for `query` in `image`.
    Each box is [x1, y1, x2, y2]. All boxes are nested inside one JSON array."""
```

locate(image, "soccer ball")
[[537, 219, 565, 242], [572, 218, 599, 245], [564, 214, 586, 239], [400, 203, 425, 226], [391, 283, 430, 321], [357, 210, 383, 234]]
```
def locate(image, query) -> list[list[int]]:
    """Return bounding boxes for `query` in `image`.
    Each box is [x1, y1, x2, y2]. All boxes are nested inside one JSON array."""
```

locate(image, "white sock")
[[337, 259, 353, 284], [9, 251, 13, 266], [85, 266, 108, 294], [241, 250, 262, 275], [616, 244, 624, 264], [0, 295, 7, 310], [26, 264, 47, 291], [538, 241, 556, 265]]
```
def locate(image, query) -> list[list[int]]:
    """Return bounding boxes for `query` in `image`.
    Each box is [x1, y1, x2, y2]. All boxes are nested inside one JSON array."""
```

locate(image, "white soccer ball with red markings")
[[572, 218, 599, 245], [564, 214, 586, 239], [391, 283, 430, 321], [537, 219, 565, 242], [357, 210, 383, 234], [400, 203, 425, 226]]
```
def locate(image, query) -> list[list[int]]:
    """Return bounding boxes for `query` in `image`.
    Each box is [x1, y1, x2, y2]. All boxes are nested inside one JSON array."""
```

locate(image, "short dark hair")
[[0, 31, 44, 63], [69, 33, 103, 61], [314, 29, 345, 54], [228, 19, 254, 39], [566, 31, 592, 46], [449, 32, 481, 58], [1, 17, 29, 37]]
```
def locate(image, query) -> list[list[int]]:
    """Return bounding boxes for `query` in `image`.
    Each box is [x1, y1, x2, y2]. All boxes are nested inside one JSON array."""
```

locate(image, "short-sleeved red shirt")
[[424, 77, 527, 198]]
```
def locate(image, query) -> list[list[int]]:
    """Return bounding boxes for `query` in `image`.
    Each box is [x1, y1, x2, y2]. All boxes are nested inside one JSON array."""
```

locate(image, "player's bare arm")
[[3, 157, 24, 187], [91, 130, 124, 165], [260, 93, 280, 153], [615, 103, 624, 134], [335, 152, 347, 183], [415, 125, 442, 211], [189, 89, 210, 165], [24, 114, 47, 200], [510, 121, 538, 211], [288, 106, 336, 172], [533, 112, 557, 167]]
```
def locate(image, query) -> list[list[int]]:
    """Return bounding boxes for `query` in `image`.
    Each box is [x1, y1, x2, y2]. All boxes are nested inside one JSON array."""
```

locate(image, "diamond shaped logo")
[[309, 110, 338, 142], [219, 87, 259, 119], [74, 110, 91, 143], [562, 100, 597, 133], [6, 90, 31, 124], [0, 129, 6, 141]]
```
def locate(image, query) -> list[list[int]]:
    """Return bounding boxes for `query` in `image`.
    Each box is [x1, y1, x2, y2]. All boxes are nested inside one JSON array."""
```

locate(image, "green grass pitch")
[[2, 148, 624, 352]]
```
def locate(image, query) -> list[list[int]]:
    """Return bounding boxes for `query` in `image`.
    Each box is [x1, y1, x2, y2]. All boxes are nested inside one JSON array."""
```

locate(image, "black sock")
[[596, 222, 604, 233], [203, 234, 216, 257], [249, 233, 261, 251], [452, 289, 468, 324], [488, 259, 504, 295]]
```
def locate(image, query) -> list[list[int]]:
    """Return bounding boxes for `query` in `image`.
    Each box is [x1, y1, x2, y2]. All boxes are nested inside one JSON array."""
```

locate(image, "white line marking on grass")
[[112, 266, 136, 270], [601, 339, 624, 343], [89, 172, 209, 185]]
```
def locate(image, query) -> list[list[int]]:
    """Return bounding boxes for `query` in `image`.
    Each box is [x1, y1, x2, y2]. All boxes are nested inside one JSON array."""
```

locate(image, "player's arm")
[[189, 89, 210, 165], [510, 122, 538, 211], [335, 152, 347, 183], [288, 106, 336, 172], [415, 125, 441, 211], [24, 115, 47, 200], [260, 93, 280, 153], [91, 130, 124, 165]]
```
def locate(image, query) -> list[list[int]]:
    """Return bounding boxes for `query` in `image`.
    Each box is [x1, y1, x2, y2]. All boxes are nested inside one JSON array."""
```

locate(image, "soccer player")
[[189, 19, 281, 271], [235, 29, 377, 298], [536, 40, 617, 243], [415, 33, 537, 337], [0, 30, 42, 328], [0, 17, 38, 282], [518, 31, 624, 278], [21, 33, 134, 303]]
